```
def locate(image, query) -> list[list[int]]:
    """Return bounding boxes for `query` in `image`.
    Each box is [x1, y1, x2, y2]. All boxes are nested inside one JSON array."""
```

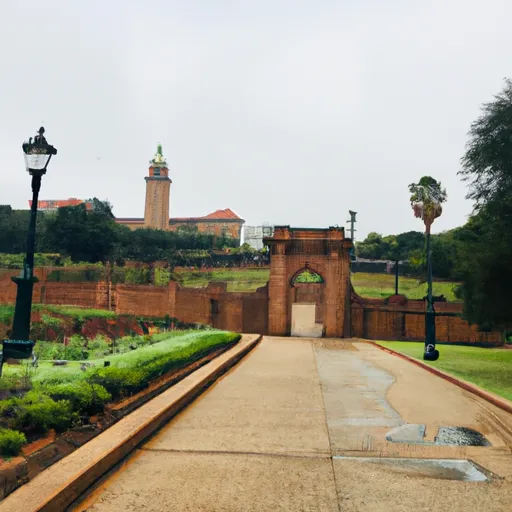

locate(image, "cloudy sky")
[[1, 1, 510, 239]]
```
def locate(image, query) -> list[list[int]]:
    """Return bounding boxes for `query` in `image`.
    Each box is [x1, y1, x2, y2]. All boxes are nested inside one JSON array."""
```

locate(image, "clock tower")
[[144, 144, 171, 230]]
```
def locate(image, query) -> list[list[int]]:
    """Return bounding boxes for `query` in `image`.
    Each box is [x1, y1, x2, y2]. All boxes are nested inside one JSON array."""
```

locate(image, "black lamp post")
[[424, 225, 437, 360], [2, 128, 57, 372], [410, 179, 445, 362]]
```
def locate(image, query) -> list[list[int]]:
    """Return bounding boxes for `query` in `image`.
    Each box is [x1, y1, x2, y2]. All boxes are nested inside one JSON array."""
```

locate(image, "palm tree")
[[409, 176, 447, 360]]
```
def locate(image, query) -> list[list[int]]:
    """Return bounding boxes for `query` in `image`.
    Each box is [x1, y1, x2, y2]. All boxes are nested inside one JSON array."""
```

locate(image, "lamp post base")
[[424, 311, 439, 360], [424, 346, 440, 361]]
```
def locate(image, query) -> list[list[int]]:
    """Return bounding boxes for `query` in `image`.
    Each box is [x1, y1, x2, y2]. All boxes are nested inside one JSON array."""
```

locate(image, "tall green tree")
[[457, 79, 512, 328], [41, 199, 120, 263]]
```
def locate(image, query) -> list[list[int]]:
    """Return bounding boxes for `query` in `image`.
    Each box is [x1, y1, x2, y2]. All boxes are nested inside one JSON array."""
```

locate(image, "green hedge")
[[0, 391, 78, 434], [90, 331, 241, 399], [44, 383, 111, 416], [0, 428, 27, 456]]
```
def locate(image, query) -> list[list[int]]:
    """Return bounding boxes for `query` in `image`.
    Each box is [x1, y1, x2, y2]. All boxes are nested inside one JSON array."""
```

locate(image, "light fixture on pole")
[[1, 128, 58, 376]]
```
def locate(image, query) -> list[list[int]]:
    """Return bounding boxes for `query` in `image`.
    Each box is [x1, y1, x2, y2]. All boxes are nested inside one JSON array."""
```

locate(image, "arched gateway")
[[264, 226, 353, 337]]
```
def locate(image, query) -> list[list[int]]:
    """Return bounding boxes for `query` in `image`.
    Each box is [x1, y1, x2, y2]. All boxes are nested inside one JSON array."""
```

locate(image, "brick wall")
[[115, 284, 172, 317], [0, 275, 266, 333], [0, 264, 503, 345], [351, 292, 503, 346], [42, 282, 100, 308]]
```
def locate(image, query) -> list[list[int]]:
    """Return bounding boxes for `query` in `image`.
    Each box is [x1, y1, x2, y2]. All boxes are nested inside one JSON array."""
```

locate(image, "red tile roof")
[[170, 209, 244, 223], [29, 198, 93, 210], [116, 210, 245, 224], [203, 208, 241, 220]]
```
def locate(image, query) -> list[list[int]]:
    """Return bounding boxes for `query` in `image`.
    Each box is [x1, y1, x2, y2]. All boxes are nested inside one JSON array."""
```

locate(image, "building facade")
[[31, 145, 245, 242], [28, 198, 93, 212], [116, 145, 245, 241], [243, 224, 274, 250]]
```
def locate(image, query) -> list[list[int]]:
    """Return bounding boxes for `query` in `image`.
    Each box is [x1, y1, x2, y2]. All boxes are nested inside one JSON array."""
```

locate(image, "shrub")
[[61, 335, 88, 361], [10, 391, 77, 434], [87, 335, 110, 351], [89, 367, 147, 399], [44, 383, 111, 415], [0, 428, 27, 457], [41, 314, 64, 329], [154, 267, 171, 286], [33, 341, 63, 360]]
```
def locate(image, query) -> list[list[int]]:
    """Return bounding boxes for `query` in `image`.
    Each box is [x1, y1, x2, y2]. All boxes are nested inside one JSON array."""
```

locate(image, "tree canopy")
[[456, 79, 512, 328], [409, 176, 447, 232]]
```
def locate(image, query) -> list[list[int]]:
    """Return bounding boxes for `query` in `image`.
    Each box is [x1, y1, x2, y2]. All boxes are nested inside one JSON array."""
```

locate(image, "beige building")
[[115, 145, 245, 240]]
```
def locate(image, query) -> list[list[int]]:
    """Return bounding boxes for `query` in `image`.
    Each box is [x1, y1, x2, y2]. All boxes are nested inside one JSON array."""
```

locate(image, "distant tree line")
[[0, 199, 264, 269], [355, 227, 470, 281]]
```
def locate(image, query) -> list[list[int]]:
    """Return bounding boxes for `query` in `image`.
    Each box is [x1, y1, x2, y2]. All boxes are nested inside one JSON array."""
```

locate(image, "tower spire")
[[144, 142, 171, 230], [151, 143, 167, 167]]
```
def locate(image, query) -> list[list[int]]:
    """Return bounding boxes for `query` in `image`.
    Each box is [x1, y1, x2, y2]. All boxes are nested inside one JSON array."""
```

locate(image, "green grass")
[[377, 341, 512, 401], [352, 272, 458, 301], [2, 330, 237, 386], [175, 268, 459, 301], [176, 269, 270, 292], [0, 305, 14, 324], [43, 305, 116, 319], [0, 304, 115, 325]]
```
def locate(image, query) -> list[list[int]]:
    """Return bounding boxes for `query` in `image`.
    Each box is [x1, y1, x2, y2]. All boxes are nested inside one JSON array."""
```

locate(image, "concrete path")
[[72, 338, 512, 512]]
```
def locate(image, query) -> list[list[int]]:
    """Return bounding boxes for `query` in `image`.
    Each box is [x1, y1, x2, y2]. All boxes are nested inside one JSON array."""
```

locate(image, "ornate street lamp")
[[409, 176, 447, 361], [1, 128, 57, 374]]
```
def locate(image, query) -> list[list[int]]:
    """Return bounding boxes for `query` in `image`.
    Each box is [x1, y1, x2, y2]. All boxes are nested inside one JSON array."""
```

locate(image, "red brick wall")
[[0, 271, 103, 309], [115, 284, 172, 317], [175, 287, 210, 324], [351, 292, 503, 345]]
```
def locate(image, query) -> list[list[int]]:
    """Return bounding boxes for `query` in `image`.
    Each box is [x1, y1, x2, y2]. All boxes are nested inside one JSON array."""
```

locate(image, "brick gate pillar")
[[268, 241, 288, 335]]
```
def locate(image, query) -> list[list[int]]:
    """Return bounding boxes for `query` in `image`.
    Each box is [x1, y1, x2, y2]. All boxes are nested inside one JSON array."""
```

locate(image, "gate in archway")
[[264, 226, 353, 337]]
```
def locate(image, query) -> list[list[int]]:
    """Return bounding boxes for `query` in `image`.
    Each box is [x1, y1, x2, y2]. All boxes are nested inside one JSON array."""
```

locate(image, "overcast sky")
[[1, 1, 510, 240]]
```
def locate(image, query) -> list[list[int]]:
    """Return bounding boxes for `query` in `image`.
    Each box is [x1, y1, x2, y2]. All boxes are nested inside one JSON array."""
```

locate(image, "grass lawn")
[[352, 272, 458, 301], [377, 341, 512, 401], [0, 304, 116, 323], [176, 269, 270, 292], [175, 268, 459, 301]]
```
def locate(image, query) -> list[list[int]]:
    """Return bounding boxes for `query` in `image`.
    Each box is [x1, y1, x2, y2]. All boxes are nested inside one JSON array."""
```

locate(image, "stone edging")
[[366, 340, 512, 416], [0, 334, 262, 512]]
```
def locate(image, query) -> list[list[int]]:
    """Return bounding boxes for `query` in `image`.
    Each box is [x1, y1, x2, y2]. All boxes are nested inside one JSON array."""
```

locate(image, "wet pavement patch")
[[334, 456, 494, 482], [385, 424, 491, 447], [435, 427, 491, 447]]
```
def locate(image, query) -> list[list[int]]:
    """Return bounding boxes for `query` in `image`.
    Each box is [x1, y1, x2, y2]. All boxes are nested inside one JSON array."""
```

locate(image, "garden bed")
[[0, 329, 241, 500]]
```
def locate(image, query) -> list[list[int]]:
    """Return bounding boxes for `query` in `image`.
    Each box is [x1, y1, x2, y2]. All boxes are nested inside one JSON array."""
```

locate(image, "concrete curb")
[[367, 340, 512, 416], [0, 334, 262, 512]]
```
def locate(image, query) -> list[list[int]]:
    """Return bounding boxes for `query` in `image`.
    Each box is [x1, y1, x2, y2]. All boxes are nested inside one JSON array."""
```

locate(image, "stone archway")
[[264, 226, 353, 337], [290, 267, 325, 337]]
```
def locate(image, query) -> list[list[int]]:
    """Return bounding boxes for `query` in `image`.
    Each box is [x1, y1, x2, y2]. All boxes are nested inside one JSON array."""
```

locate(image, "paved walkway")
[[72, 338, 512, 512]]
